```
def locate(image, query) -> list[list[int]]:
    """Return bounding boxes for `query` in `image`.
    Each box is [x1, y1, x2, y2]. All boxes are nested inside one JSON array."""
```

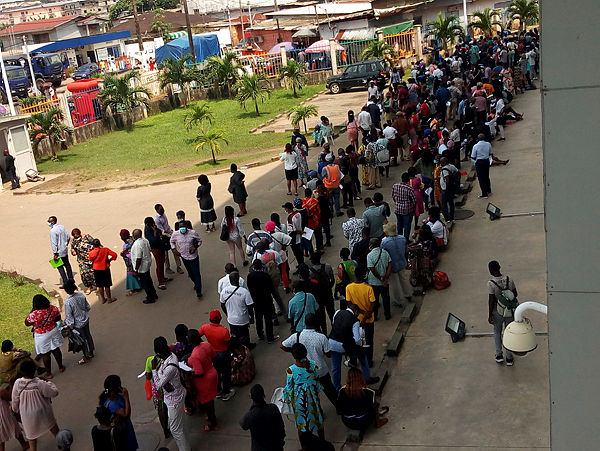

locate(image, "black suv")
[[326, 59, 388, 94]]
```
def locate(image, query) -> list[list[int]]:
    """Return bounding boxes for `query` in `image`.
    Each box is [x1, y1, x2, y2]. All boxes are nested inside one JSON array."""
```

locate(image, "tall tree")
[[28, 108, 73, 161], [205, 52, 245, 98], [98, 71, 150, 131], [190, 128, 229, 164], [468, 8, 503, 37], [508, 0, 539, 32], [277, 59, 307, 97], [181, 0, 196, 63], [235, 74, 271, 116], [131, 0, 143, 52], [425, 13, 464, 51]]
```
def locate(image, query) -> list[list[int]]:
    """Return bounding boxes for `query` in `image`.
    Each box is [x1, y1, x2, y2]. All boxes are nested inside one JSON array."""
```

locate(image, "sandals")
[[107, 298, 118, 303], [379, 406, 390, 416], [78, 358, 90, 365], [286, 192, 293, 196]]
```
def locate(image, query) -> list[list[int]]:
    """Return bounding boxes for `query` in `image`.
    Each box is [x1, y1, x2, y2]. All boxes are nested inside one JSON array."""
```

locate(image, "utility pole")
[[131, 0, 143, 52], [182, 0, 196, 63], [462, 0, 469, 37], [22, 36, 39, 95], [248, 2, 252, 28], [238, 0, 245, 45], [0, 50, 15, 116], [274, 0, 282, 43]]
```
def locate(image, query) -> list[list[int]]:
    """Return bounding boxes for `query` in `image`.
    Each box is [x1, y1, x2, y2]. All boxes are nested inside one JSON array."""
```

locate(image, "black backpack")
[[310, 265, 333, 305], [444, 166, 461, 193]]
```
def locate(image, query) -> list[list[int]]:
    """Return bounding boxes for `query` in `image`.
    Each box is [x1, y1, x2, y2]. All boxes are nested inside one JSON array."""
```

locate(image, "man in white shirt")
[[280, 313, 337, 406], [470, 134, 493, 198], [439, 156, 458, 222], [131, 229, 158, 304], [526, 47, 537, 79], [367, 81, 379, 102], [154, 203, 183, 274], [48, 215, 73, 287], [220, 272, 255, 349], [217, 263, 247, 295], [357, 106, 372, 135], [265, 220, 292, 293]]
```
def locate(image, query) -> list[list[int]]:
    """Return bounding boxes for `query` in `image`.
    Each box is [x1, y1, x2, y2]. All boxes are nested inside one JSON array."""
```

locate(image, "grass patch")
[[37, 85, 324, 182], [0, 273, 49, 350]]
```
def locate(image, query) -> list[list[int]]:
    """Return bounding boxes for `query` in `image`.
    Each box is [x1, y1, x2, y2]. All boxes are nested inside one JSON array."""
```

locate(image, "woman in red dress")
[[187, 330, 218, 431]]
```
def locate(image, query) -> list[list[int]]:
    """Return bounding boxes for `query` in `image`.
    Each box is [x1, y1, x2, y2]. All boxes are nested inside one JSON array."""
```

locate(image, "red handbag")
[[434, 271, 451, 290]]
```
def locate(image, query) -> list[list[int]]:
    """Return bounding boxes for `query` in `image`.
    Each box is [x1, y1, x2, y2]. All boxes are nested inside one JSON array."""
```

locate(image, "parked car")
[[72, 63, 99, 80], [326, 59, 389, 94]]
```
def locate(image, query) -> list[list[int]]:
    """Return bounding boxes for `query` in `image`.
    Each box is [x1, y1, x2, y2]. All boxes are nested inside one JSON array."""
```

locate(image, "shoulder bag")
[[290, 293, 307, 333]]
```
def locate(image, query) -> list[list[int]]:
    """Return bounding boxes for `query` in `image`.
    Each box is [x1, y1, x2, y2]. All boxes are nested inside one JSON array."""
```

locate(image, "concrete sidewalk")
[[368, 90, 550, 450]]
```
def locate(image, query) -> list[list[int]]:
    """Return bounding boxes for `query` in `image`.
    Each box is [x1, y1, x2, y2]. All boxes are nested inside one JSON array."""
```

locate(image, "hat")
[[209, 310, 222, 322], [296, 137, 302, 142], [293, 198, 303, 208], [56, 429, 73, 449], [176, 210, 185, 217], [383, 222, 397, 236], [265, 221, 276, 232], [282, 202, 294, 210], [325, 153, 334, 162], [308, 170, 318, 177], [424, 128, 431, 135]]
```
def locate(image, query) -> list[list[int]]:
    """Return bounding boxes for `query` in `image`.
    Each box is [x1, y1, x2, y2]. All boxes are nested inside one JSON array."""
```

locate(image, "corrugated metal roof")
[[0, 15, 79, 35], [267, 2, 372, 17], [335, 29, 375, 40]]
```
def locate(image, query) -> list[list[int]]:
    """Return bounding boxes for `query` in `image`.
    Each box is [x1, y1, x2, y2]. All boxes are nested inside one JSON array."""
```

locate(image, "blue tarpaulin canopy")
[[33, 31, 131, 53], [155, 34, 220, 64]]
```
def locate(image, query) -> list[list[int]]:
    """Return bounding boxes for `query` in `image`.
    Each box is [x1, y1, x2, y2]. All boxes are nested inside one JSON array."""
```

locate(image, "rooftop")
[[0, 15, 80, 34]]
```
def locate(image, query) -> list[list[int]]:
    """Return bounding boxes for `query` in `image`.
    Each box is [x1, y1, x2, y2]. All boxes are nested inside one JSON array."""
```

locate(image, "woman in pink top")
[[408, 166, 425, 227], [345, 110, 360, 150], [187, 330, 218, 431]]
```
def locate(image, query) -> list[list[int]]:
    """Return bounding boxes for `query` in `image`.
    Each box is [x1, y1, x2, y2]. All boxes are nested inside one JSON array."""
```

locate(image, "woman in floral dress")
[[294, 138, 309, 185], [283, 343, 324, 449], [119, 229, 142, 296], [500, 64, 514, 95], [70, 228, 95, 294]]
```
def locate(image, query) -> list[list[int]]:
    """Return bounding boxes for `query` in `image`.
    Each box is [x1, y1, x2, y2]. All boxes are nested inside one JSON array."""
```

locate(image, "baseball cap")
[[209, 310, 222, 322], [293, 198, 303, 208]]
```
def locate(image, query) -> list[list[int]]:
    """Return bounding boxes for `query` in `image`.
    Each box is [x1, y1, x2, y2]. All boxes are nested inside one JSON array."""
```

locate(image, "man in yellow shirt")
[[346, 266, 376, 367]]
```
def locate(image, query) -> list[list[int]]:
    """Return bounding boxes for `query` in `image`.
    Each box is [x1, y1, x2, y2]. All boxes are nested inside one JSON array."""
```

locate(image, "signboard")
[[96, 47, 109, 60]]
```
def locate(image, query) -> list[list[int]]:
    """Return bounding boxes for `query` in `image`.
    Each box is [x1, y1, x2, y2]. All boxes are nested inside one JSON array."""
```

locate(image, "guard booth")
[[0, 115, 37, 191]]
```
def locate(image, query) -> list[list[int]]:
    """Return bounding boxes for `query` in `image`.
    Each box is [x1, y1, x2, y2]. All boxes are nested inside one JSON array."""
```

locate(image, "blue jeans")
[[441, 189, 455, 221], [331, 349, 371, 391], [493, 312, 513, 359], [182, 256, 202, 296], [395, 212, 413, 240], [328, 187, 341, 214]]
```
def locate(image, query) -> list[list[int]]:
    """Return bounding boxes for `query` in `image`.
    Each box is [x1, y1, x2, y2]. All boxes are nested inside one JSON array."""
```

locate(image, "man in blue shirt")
[[288, 280, 318, 333], [381, 223, 412, 308], [48, 215, 73, 287]]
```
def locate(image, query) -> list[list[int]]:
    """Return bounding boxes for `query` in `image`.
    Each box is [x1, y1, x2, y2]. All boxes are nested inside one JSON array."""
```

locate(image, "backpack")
[[491, 276, 518, 310], [310, 265, 333, 305], [165, 362, 189, 391], [375, 143, 389, 165], [260, 252, 281, 288], [365, 143, 376, 164], [443, 166, 461, 193]]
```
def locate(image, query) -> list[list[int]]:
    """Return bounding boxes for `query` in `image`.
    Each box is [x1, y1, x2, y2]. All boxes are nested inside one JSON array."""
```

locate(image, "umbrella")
[[267, 41, 294, 54], [292, 28, 317, 39], [305, 39, 345, 53]]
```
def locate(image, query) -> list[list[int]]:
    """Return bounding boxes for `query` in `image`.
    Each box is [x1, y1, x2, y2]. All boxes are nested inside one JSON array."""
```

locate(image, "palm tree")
[[190, 128, 229, 164], [235, 74, 271, 117], [287, 105, 318, 133], [184, 102, 214, 131], [159, 54, 201, 105], [508, 0, 539, 32], [278, 60, 307, 97], [361, 40, 397, 61], [425, 13, 464, 51], [28, 108, 73, 161], [468, 8, 503, 37], [205, 52, 245, 98], [98, 71, 150, 131]]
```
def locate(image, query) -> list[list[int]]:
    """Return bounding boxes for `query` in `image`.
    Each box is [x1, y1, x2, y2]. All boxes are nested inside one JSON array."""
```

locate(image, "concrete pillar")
[[414, 25, 423, 60], [57, 93, 73, 128], [280, 43, 287, 66], [377, 30, 384, 41], [329, 38, 338, 75]]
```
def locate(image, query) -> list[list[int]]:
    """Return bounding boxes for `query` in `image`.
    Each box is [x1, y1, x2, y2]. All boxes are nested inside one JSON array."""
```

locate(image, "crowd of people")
[[0, 29, 535, 451]]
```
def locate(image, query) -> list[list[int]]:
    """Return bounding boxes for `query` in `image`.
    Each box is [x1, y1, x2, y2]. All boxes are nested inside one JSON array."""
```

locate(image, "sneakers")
[[221, 389, 236, 401], [495, 354, 504, 363], [478, 194, 488, 199], [505, 358, 514, 367]]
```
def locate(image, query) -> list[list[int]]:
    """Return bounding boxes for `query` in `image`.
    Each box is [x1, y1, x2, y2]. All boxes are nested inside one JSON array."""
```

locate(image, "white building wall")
[[49, 20, 82, 40]]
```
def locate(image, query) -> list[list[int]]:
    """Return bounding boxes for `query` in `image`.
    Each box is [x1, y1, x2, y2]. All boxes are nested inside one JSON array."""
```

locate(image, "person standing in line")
[[346, 266, 377, 367], [321, 153, 343, 217], [1, 149, 19, 189], [222, 206, 249, 268], [220, 272, 255, 349], [88, 239, 118, 304], [265, 220, 292, 293], [470, 134, 493, 198], [283, 202, 304, 267], [99, 375, 138, 450], [69, 228, 95, 295], [391, 173, 417, 240], [154, 204, 183, 275], [0, 381, 29, 450], [288, 280, 319, 334], [488, 260, 518, 367], [245, 219, 273, 258], [439, 156, 458, 224], [291, 128, 309, 149], [381, 223, 412, 308], [240, 384, 285, 451], [302, 188, 323, 254], [281, 143, 299, 196], [197, 175, 217, 232], [170, 220, 203, 299], [199, 310, 235, 401], [228, 164, 248, 217], [187, 330, 219, 430], [48, 216, 73, 288], [357, 106, 372, 138], [63, 279, 95, 365], [342, 208, 365, 253], [247, 259, 280, 343], [345, 110, 360, 150], [119, 229, 142, 296], [315, 183, 333, 247], [366, 238, 392, 321], [144, 217, 169, 291], [217, 263, 247, 295], [150, 337, 191, 450], [281, 313, 337, 407], [11, 360, 60, 450], [131, 229, 158, 305]]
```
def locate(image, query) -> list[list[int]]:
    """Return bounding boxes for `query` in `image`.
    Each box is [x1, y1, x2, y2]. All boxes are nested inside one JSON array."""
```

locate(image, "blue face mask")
[[179, 227, 187, 234], [47, 222, 53, 227]]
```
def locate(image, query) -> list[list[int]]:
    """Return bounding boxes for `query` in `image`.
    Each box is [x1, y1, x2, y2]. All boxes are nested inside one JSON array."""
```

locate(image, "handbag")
[[434, 271, 451, 290], [271, 387, 293, 415], [220, 223, 229, 241], [160, 234, 171, 251]]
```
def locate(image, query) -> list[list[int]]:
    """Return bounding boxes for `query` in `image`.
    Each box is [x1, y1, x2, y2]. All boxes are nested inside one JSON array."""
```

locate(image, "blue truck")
[[0, 66, 31, 103], [4, 52, 64, 91]]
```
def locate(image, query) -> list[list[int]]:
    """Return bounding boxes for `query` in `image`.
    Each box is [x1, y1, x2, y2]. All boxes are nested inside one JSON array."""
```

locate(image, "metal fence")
[[66, 88, 102, 127], [338, 38, 377, 68], [20, 98, 62, 115], [383, 30, 417, 59]]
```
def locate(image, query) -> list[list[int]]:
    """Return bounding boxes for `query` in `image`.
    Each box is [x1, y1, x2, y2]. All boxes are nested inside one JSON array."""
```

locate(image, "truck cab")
[[1, 66, 31, 103], [4, 52, 64, 91]]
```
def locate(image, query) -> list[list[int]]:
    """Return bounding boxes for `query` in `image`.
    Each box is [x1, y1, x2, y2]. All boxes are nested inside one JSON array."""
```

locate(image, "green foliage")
[[425, 13, 464, 51], [205, 52, 245, 98], [361, 40, 397, 61], [28, 108, 73, 161], [109, 0, 179, 21], [278, 59, 307, 97], [235, 74, 271, 116], [159, 54, 202, 104], [151, 9, 171, 39], [468, 8, 503, 37], [508, 0, 539, 32], [98, 71, 150, 130], [184, 102, 214, 131], [287, 105, 318, 133], [18, 95, 46, 107], [189, 128, 229, 164]]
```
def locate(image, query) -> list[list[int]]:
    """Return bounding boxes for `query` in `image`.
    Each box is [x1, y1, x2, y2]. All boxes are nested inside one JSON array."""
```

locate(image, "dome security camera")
[[502, 317, 537, 356]]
